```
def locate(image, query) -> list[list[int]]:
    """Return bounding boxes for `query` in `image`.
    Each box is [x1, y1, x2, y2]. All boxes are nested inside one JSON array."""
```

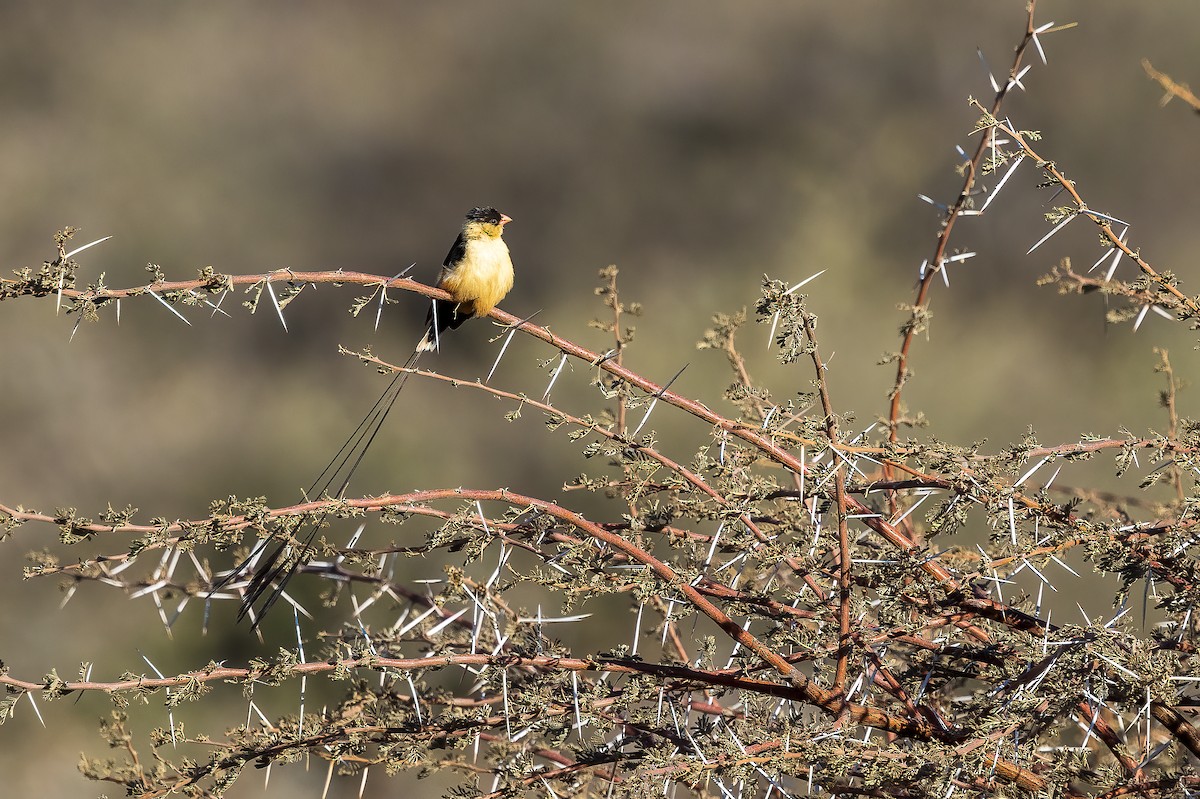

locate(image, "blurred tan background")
[[1, 2, 1197, 795]]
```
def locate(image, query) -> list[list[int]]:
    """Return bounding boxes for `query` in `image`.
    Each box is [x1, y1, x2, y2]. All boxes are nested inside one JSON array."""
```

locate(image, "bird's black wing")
[[443, 231, 467, 269], [426, 232, 472, 336]]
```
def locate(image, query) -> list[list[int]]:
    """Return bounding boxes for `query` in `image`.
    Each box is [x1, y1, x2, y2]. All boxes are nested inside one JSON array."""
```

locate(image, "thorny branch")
[[886, 4, 1045, 447]]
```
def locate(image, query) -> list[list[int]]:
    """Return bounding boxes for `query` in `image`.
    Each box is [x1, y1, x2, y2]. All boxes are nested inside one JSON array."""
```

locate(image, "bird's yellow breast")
[[441, 235, 514, 318]]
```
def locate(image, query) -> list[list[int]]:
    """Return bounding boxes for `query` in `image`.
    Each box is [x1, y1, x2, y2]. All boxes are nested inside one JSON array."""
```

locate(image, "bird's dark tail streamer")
[[213, 340, 426, 629]]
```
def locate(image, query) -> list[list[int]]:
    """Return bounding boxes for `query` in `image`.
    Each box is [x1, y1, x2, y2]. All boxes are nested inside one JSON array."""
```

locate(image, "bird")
[[228, 207, 515, 628], [419, 207, 515, 351]]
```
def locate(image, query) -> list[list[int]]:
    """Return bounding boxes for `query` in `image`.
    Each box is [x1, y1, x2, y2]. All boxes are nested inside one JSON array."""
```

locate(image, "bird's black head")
[[465, 207, 504, 225]]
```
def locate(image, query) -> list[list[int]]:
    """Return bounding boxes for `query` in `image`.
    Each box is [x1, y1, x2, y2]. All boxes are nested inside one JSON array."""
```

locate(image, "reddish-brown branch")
[[8, 487, 934, 735], [800, 308, 854, 699], [0, 650, 1060, 795], [979, 110, 1200, 318], [887, 2, 1042, 446]]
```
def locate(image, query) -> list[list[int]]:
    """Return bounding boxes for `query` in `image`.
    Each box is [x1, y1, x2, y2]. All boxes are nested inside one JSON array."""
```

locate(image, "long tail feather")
[[214, 339, 426, 629]]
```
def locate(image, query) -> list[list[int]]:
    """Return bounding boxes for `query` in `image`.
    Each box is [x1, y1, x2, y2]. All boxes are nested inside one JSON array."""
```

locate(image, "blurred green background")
[[2, 2, 1197, 795]]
